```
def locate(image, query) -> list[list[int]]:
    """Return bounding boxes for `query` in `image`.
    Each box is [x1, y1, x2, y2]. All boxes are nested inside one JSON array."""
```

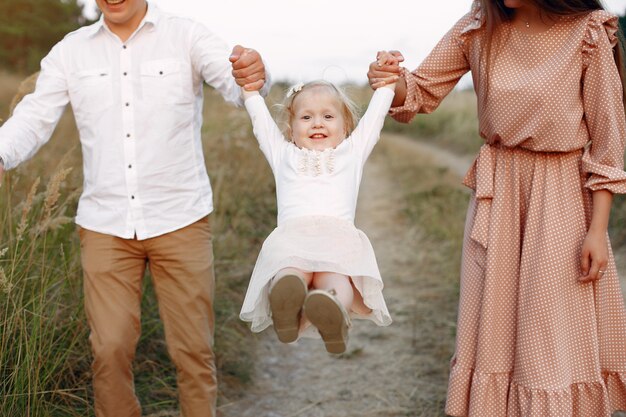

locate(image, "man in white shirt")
[[0, 1, 268, 416]]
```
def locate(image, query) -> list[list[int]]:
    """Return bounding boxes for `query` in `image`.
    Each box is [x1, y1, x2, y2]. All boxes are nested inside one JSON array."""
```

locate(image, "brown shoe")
[[303, 289, 351, 354], [269, 274, 308, 343]]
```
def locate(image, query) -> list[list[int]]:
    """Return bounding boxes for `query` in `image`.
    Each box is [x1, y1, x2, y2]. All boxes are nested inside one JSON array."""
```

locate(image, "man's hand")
[[230, 45, 266, 91]]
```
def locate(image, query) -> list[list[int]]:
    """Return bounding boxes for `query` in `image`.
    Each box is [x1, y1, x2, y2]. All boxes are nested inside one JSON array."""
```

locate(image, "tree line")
[[0, 0, 93, 74]]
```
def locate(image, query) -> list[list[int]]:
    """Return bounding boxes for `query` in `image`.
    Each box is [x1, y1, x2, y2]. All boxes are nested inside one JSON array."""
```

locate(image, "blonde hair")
[[279, 80, 359, 142]]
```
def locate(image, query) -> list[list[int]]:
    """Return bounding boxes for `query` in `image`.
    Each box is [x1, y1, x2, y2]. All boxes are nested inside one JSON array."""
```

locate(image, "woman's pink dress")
[[391, 2, 626, 415]]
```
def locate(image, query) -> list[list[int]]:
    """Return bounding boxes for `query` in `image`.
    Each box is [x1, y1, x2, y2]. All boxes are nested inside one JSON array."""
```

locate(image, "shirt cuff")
[[388, 67, 421, 123]]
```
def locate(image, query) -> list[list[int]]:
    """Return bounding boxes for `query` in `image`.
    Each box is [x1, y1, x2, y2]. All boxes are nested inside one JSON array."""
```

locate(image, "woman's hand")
[[580, 189, 613, 282], [367, 50, 404, 89], [580, 228, 609, 282]]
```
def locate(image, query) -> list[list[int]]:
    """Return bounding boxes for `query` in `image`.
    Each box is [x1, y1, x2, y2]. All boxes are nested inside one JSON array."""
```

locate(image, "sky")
[[79, 0, 626, 85]]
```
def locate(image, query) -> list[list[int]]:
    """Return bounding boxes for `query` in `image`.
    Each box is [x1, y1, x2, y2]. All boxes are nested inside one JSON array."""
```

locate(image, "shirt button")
[[123, 45, 127, 49], [123, 72, 128, 76], [125, 102, 130, 107], [159, 71, 163, 75], [131, 195, 135, 199], [128, 164, 132, 169], [126, 133, 131, 138]]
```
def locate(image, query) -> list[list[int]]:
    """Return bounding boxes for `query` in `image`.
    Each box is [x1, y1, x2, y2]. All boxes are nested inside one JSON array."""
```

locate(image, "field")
[[1, 72, 625, 416]]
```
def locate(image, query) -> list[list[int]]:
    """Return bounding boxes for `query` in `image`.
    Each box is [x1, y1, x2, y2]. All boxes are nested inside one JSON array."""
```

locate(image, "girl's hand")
[[580, 228, 609, 282], [368, 50, 404, 89]]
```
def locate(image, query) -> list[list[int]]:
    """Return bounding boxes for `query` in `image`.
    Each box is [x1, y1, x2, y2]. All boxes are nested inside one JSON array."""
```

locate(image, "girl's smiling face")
[[290, 87, 347, 151]]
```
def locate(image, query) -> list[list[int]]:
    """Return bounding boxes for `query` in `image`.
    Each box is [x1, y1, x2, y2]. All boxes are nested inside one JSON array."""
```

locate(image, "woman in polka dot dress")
[[368, 0, 626, 415]]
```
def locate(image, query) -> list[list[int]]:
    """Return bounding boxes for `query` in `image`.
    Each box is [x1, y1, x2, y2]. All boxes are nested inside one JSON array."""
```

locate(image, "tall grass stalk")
[[0, 161, 88, 416]]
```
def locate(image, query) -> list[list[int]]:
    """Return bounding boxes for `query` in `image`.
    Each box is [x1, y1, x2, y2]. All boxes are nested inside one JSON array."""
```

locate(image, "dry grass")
[[383, 89, 483, 156], [2, 72, 624, 416], [0, 71, 22, 117]]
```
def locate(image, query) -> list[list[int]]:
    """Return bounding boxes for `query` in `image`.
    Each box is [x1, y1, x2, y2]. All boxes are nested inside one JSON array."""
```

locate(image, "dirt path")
[[216, 134, 626, 417]]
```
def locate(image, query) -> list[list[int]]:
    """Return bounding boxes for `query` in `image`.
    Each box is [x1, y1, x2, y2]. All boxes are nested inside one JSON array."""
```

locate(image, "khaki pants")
[[79, 217, 216, 417]]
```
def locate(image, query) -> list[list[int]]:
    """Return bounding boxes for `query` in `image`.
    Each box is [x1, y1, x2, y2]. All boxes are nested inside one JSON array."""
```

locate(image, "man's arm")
[[0, 42, 70, 182], [188, 22, 269, 106]]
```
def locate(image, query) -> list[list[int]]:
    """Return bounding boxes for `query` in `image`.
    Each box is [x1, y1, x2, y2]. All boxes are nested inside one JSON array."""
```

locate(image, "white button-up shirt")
[[0, 3, 266, 239]]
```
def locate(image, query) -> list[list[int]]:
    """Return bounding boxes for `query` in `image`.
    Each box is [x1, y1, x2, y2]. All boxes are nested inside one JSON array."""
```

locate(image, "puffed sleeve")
[[389, 2, 479, 123], [581, 10, 626, 193]]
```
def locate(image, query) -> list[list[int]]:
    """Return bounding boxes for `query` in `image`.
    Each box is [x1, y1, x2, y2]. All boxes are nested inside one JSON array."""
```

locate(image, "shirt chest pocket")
[[70, 67, 114, 114], [140, 59, 191, 104]]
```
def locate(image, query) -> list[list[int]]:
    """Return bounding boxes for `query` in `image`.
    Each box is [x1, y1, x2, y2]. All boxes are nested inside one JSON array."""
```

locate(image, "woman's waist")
[[463, 142, 584, 194], [478, 121, 588, 153], [478, 140, 585, 157]]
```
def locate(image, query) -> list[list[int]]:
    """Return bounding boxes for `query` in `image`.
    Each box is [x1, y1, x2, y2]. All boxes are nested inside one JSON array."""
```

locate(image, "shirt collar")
[[86, 1, 161, 38], [142, 2, 161, 29]]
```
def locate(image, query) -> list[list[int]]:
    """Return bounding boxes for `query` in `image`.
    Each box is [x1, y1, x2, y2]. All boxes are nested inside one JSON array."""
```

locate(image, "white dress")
[[239, 87, 395, 333]]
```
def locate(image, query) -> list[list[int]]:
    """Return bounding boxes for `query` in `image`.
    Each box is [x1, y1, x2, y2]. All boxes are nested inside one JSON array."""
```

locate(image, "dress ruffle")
[[582, 10, 619, 68], [446, 365, 626, 416], [580, 10, 626, 193], [458, 0, 483, 42], [388, 67, 421, 122], [239, 216, 392, 335], [605, 371, 626, 411]]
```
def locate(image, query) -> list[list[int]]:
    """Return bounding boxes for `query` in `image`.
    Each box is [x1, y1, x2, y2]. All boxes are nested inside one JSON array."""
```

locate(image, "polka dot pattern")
[[390, 3, 626, 416]]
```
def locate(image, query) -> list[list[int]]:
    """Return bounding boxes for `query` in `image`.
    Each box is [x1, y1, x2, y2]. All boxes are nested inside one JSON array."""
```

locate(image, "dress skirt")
[[445, 144, 626, 416], [240, 215, 392, 334]]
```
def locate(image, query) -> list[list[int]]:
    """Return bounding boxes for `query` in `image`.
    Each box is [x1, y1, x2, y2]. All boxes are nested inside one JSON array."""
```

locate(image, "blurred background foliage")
[[0, 0, 95, 74]]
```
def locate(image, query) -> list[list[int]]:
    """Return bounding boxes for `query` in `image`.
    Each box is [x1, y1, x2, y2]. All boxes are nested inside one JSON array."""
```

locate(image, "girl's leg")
[[306, 272, 353, 353], [272, 267, 313, 288], [350, 280, 372, 315], [311, 273, 372, 315], [311, 272, 353, 311]]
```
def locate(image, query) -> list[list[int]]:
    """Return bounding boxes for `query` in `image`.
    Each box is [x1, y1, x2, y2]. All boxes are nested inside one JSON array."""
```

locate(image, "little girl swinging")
[[238, 53, 399, 353]]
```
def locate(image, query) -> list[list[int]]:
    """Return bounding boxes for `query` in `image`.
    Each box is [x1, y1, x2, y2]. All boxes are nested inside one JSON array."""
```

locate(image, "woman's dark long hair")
[[479, 0, 626, 107]]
